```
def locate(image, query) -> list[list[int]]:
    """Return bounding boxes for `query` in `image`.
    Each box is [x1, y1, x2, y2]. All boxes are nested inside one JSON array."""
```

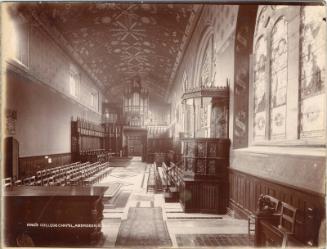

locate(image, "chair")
[[250, 195, 281, 241], [257, 194, 281, 214], [14, 179, 22, 186], [48, 176, 55, 186], [278, 202, 297, 247], [36, 171, 43, 186], [3, 177, 13, 188], [267, 195, 281, 213], [23, 176, 36, 186]]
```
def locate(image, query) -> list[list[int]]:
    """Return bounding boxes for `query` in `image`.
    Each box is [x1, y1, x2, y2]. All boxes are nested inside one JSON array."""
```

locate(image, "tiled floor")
[[176, 234, 252, 247], [99, 157, 250, 247]]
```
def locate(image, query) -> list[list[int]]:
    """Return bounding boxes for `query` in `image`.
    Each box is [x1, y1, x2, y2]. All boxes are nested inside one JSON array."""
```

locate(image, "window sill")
[[233, 146, 326, 157]]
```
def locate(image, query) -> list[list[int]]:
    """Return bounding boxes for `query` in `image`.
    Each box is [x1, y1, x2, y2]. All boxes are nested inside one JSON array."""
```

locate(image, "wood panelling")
[[19, 153, 71, 178], [179, 138, 230, 214], [229, 168, 325, 245], [180, 180, 228, 214]]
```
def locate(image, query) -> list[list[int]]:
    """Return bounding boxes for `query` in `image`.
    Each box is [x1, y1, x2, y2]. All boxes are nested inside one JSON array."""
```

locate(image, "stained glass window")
[[69, 69, 79, 98], [252, 5, 325, 144], [182, 72, 188, 92], [200, 37, 213, 87], [90, 92, 98, 111], [300, 6, 326, 139], [270, 18, 288, 139], [256, 6, 268, 32], [253, 36, 267, 141]]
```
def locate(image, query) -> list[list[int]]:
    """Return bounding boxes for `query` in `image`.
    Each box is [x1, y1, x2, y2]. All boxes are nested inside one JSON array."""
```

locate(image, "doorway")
[[127, 136, 143, 156]]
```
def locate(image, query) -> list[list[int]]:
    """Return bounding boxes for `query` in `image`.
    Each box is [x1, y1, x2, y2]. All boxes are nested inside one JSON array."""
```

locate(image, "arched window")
[[194, 30, 214, 88], [200, 40, 212, 87], [300, 6, 326, 139], [251, 5, 325, 144], [182, 72, 188, 92], [253, 7, 289, 142], [199, 36, 214, 87]]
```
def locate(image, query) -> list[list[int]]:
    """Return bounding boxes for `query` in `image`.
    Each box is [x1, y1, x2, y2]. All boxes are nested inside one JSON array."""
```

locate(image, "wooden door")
[[127, 136, 143, 156]]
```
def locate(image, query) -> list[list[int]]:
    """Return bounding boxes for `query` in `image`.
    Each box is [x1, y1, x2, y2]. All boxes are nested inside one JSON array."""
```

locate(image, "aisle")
[[99, 157, 150, 247], [97, 158, 250, 248], [115, 207, 172, 247]]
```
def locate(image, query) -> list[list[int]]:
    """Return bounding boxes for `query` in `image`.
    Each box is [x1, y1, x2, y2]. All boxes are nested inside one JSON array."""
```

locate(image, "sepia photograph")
[[1, 1, 326, 248]]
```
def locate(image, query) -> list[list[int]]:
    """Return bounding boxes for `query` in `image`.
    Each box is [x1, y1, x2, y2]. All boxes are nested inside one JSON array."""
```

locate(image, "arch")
[[192, 26, 214, 88]]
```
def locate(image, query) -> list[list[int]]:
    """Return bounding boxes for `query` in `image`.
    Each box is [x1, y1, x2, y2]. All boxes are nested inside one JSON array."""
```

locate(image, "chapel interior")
[[1, 2, 326, 248]]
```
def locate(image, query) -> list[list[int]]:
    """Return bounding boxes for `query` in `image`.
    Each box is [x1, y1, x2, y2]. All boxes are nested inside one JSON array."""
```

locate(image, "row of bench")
[[3, 161, 112, 188]]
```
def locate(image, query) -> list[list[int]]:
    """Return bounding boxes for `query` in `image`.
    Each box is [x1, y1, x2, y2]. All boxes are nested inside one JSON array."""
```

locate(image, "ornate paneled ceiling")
[[33, 3, 201, 102]]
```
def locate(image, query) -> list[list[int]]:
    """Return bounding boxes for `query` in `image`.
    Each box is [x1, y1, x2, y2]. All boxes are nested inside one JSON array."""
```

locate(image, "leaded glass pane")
[[200, 37, 213, 87], [300, 6, 326, 138], [253, 36, 267, 141], [270, 18, 288, 139], [256, 6, 268, 32]]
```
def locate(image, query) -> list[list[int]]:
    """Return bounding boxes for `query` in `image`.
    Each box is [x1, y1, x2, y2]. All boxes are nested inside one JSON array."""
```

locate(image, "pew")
[[161, 161, 183, 201]]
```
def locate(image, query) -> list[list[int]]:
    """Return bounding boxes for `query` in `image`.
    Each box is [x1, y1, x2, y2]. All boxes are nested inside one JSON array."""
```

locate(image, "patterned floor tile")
[[176, 234, 251, 247]]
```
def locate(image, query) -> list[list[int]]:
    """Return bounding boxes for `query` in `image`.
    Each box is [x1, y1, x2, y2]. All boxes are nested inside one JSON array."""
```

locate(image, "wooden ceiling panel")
[[35, 3, 200, 102]]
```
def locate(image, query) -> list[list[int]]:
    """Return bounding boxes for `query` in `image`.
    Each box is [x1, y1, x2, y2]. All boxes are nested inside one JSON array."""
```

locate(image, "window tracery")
[[300, 6, 326, 138], [270, 18, 288, 139], [253, 36, 267, 141], [252, 6, 325, 144], [199, 36, 214, 87]]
